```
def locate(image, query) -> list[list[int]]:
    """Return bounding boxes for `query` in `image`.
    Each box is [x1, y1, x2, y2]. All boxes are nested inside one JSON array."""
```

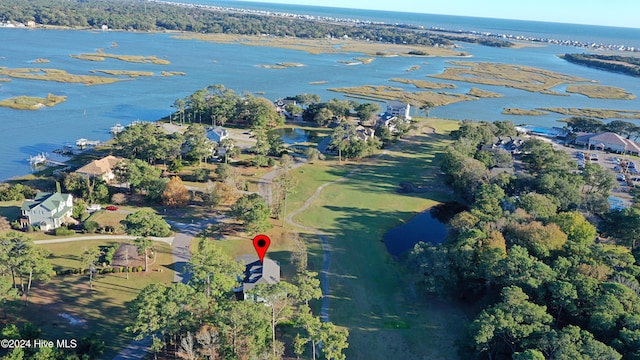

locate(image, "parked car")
[[617, 174, 627, 182], [590, 154, 598, 161], [614, 166, 623, 172], [630, 168, 640, 175], [106, 205, 119, 211]]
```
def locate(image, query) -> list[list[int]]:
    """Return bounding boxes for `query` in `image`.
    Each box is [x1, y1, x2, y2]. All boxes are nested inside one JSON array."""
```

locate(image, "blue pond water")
[[383, 210, 449, 257], [270, 128, 313, 144]]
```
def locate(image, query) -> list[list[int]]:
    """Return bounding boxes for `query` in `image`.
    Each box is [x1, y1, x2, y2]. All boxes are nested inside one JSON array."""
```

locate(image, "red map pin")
[[252, 234, 271, 263]]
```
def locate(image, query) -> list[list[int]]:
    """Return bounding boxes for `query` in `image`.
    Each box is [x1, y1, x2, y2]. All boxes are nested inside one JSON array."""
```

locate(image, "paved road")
[[257, 158, 307, 208]]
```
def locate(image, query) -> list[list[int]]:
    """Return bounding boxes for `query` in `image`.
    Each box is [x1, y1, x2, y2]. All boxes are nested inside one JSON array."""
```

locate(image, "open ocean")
[[184, 0, 640, 48], [1, 1, 640, 180]]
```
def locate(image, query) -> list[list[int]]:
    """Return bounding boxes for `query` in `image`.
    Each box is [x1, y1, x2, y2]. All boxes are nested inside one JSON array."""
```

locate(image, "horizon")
[[237, 0, 640, 29]]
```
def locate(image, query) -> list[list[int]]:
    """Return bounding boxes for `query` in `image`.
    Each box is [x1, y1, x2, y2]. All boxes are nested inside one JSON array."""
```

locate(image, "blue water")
[[270, 128, 312, 144], [2, 3, 640, 180], [383, 210, 448, 257]]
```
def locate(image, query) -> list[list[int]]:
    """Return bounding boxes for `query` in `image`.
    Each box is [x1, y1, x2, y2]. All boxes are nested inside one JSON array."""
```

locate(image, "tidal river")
[[2, 26, 640, 180]]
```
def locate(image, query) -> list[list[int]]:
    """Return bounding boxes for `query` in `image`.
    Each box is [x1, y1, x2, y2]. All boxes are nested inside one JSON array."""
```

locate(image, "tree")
[[274, 170, 297, 227], [330, 125, 348, 163], [505, 222, 568, 258], [230, 193, 272, 234], [305, 147, 324, 163], [162, 176, 190, 207], [81, 247, 99, 290], [420, 101, 434, 118], [215, 163, 244, 191], [549, 212, 596, 251], [113, 158, 163, 194], [582, 163, 615, 195], [538, 325, 621, 360], [249, 281, 299, 358], [314, 107, 334, 127], [111, 192, 126, 205], [293, 270, 322, 305], [186, 239, 243, 299], [20, 246, 52, 306], [565, 117, 605, 133], [121, 210, 171, 237], [355, 102, 380, 122], [133, 237, 153, 273], [185, 124, 214, 165], [516, 193, 558, 220], [173, 98, 186, 124], [319, 321, 349, 360], [471, 184, 505, 222], [469, 286, 553, 357], [289, 231, 308, 273]]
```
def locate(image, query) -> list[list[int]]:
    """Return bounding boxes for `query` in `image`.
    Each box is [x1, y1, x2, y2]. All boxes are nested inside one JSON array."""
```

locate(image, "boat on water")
[[28, 152, 48, 166], [110, 123, 125, 135]]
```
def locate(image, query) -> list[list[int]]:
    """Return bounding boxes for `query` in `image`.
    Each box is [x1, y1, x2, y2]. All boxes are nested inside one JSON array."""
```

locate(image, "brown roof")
[[76, 155, 122, 176]]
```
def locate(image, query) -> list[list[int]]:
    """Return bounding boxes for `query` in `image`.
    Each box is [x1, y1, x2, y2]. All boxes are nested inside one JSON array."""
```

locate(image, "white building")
[[386, 101, 411, 120]]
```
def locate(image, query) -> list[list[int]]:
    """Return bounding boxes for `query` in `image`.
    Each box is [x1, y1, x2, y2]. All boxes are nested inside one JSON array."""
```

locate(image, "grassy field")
[[4, 239, 174, 359], [0, 94, 67, 110], [565, 84, 636, 99], [287, 118, 466, 359], [86, 210, 128, 232]]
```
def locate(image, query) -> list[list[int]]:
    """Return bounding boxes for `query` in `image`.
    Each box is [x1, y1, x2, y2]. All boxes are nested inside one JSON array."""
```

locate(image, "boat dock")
[[28, 153, 66, 167], [76, 138, 101, 148]]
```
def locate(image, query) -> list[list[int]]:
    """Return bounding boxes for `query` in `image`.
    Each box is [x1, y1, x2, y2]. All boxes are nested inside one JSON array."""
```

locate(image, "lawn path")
[[33, 234, 173, 245]]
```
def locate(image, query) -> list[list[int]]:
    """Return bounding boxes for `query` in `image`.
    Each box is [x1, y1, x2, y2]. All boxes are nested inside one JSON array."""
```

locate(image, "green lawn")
[[290, 118, 467, 359], [4, 239, 175, 359]]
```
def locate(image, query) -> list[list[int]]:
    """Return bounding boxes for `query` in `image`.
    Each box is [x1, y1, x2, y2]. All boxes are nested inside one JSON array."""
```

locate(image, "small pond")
[[384, 202, 467, 257], [271, 127, 318, 144]]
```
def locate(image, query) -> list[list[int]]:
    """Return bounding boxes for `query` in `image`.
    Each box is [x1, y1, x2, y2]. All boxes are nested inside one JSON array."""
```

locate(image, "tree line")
[[407, 120, 640, 359], [1, 0, 455, 47], [561, 53, 640, 77], [564, 117, 640, 140]]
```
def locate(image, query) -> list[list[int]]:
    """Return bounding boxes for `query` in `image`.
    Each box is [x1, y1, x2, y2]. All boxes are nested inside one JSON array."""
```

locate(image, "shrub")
[[54, 226, 75, 236], [132, 267, 138, 273], [10, 220, 22, 230], [137, 266, 144, 272], [193, 168, 211, 182], [83, 221, 99, 234]]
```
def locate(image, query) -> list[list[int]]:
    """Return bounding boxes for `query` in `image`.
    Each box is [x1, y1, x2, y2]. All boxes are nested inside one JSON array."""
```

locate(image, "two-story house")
[[75, 155, 122, 183], [234, 254, 281, 301], [21, 192, 73, 231]]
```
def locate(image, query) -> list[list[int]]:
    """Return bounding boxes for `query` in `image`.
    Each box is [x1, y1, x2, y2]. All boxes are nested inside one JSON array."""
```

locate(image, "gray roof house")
[[575, 132, 640, 155], [21, 192, 73, 231], [206, 126, 229, 143], [235, 254, 281, 301]]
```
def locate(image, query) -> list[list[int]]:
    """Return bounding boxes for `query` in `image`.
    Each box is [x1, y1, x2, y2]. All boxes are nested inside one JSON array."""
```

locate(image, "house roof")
[[236, 254, 280, 292], [75, 155, 122, 176], [21, 192, 72, 212], [387, 101, 409, 110], [576, 132, 640, 153]]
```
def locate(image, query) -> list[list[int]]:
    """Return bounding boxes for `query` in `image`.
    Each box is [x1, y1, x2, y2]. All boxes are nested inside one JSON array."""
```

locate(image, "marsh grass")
[[70, 52, 170, 65], [0, 67, 125, 85], [502, 108, 548, 115], [389, 78, 456, 89], [565, 84, 636, 99], [467, 87, 504, 98], [328, 85, 476, 106], [542, 107, 640, 119], [0, 93, 67, 110], [431, 61, 591, 93]]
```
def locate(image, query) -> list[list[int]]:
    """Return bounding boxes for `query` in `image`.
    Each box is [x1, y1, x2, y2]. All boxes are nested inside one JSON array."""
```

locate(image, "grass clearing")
[[86, 210, 128, 231], [288, 118, 466, 359], [4, 240, 174, 358]]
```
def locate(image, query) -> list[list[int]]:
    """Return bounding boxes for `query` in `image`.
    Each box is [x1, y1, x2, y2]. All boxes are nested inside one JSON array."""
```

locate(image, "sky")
[[239, 0, 640, 28]]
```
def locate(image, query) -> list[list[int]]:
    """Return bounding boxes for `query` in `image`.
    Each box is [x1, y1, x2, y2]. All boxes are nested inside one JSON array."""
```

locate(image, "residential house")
[[75, 155, 122, 183], [234, 255, 281, 301], [377, 113, 398, 129], [574, 132, 640, 155], [21, 192, 73, 231], [273, 98, 297, 114], [355, 125, 376, 142], [206, 126, 229, 143], [386, 101, 411, 120]]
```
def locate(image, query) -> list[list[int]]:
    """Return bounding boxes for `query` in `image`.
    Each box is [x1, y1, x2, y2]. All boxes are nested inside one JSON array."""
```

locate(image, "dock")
[[76, 138, 101, 148]]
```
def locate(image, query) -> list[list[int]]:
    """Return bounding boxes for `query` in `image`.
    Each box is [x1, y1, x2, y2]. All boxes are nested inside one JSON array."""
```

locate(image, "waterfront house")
[[21, 192, 73, 231], [386, 101, 411, 120], [75, 155, 123, 183], [575, 132, 640, 155], [206, 126, 229, 143], [234, 255, 281, 301]]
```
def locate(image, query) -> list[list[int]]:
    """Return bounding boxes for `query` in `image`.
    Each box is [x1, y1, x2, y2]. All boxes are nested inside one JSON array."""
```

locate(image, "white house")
[[21, 192, 74, 231], [386, 101, 411, 120], [206, 126, 229, 143]]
